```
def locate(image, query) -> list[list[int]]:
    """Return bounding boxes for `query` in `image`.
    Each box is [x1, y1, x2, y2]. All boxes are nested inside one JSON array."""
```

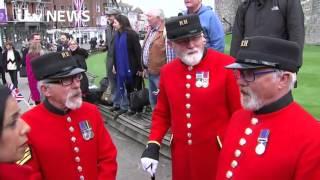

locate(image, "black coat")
[[2, 49, 22, 71], [71, 47, 89, 70], [230, 0, 304, 67]]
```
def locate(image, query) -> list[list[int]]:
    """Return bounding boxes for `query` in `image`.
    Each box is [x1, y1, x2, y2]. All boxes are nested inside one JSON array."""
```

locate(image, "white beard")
[[240, 87, 264, 111], [65, 90, 83, 110], [178, 49, 203, 66]]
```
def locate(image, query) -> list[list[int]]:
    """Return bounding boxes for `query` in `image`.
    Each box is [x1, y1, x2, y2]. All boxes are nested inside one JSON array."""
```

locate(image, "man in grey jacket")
[[230, 0, 304, 68], [101, 8, 121, 106]]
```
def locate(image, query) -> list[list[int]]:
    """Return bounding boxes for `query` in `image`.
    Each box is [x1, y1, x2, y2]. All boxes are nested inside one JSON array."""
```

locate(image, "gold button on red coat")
[[226, 170, 233, 179], [251, 118, 259, 125], [74, 147, 80, 153], [187, 123, 192, 129], [234, 149, 241, 157], [77, 166, 83, 172], [69, 126, 75, 132], [67, 117, 72, 122], [71, 137, 76, 143], [75, 156, 80, 163]]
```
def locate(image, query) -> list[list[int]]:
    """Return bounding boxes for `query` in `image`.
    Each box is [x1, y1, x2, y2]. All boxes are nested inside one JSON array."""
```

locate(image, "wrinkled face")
[[171, 33, 205, 66], [0, 96, 30, 162], [113, 19, 121, 31], [184, 0, 201, 9], [236, 68, 279, 110], [146, 13, 159, 28], [43, 74, 83, 110]]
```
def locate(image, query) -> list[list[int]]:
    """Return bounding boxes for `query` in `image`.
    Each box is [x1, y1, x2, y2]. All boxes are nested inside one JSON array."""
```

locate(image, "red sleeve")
[[294, 125, 320, 180], [22, 115, 44, 180], [148, 68, 171, 144], [94, 106, 117, 180]]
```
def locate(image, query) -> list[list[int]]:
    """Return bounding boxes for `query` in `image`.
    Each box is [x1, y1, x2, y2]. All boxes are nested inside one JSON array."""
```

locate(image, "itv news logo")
[[46, 10, 90, 22]]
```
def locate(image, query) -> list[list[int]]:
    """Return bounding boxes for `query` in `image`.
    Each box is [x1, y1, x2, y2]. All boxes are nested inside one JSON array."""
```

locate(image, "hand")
[[136, 71, 143, 77], [143, 69, 148, 78], [141, 142, 160, 177], [141, 157, 158, 177], [112, 66, 116, 74]]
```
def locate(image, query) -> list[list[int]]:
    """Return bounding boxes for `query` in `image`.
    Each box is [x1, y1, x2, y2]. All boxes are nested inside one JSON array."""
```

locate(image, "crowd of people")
[[0, 0, 320, 179]]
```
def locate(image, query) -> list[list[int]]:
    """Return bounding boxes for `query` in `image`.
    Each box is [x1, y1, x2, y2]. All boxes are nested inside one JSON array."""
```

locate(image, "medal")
[[196, 80, 202, 87], [195, 72, 203, 88], [79, 120, 94, 141], [202, 72, 209, 88], [255, 129, 270, 155]]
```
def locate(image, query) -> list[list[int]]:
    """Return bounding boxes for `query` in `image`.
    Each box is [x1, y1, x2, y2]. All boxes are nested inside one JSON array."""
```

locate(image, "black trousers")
[[8, 70, 18, 88], [0, 67, 6, 84]]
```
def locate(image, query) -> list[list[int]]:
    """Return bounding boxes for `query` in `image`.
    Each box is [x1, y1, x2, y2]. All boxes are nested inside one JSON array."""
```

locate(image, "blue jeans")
[[113, 82, 129, 111], [148, 74, 160, 109]]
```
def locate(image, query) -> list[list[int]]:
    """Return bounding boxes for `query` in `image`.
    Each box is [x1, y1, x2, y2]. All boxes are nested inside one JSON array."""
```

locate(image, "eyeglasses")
[[233, 69, 277, 82], [46, 73, 83, 86]]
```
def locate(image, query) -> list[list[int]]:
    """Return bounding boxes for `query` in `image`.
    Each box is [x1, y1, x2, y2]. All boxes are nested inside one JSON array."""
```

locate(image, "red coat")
[[216, 102, 320, 180], [22, 102, 117, 180], [149, 49, 241, 180], [0, 163, 39, 180]]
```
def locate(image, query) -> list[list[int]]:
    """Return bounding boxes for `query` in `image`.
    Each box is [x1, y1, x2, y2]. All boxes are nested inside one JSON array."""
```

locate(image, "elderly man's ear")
[[278, 72, 293, 90]]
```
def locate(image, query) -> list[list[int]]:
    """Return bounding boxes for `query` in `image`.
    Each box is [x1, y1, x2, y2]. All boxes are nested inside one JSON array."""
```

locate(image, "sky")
[[122, 0, 214, 17]]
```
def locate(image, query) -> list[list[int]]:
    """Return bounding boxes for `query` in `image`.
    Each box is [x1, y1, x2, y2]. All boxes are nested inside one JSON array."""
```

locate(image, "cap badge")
[[179, 19, 188, 26], [79, 120, 94, 141], [240, 39, 249, 47], [61, 51, 71, 58]]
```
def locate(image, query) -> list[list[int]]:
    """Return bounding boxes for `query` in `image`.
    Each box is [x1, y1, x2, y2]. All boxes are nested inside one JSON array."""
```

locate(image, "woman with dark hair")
[[112, 14, 143, 118], [2, 41, 21, 88], [0, 85, 35, 179]]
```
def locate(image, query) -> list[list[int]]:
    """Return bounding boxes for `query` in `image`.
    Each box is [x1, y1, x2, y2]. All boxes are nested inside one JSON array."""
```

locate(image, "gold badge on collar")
[[16, 147, 32, 165]]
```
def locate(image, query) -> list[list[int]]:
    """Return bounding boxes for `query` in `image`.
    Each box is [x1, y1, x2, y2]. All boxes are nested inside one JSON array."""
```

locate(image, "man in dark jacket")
[[101, 8, 121, 106], [57, 33, 70, 52], [230, 0, 304, 68]]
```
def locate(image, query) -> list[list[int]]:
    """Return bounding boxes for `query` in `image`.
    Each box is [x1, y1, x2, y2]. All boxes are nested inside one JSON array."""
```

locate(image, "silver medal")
[[196, 80, 202, 88], [255, 143, 266, 155]]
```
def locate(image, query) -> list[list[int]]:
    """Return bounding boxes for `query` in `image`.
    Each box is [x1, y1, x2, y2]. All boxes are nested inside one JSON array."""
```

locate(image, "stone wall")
[[306, 0, 320, 44], [216, 0, 320, 44]]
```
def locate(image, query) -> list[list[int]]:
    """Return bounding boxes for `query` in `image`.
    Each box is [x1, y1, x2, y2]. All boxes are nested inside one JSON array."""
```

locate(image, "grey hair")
[[273, 70, 296, 91], [148, 9, 165, 20]]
